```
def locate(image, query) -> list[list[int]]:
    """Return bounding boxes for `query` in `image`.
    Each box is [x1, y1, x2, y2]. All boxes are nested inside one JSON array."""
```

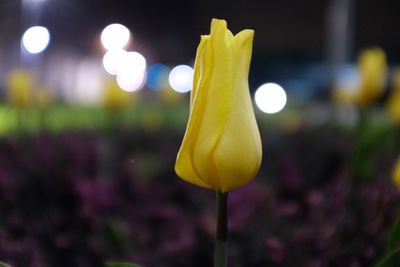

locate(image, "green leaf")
[[103, 222, 127, 253], [0, 262, 11, 267], [375, 248, 400, 267], [388, 216, 400, 252], [349, 115, 393, 184], [105, 262, 143, 267]]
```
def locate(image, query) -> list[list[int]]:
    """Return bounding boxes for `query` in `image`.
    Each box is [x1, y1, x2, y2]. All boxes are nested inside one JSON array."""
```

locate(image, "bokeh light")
[[335, 64, 360, 92], [254, 83, 287, 113], [73, 60, 104, 104], [102, 49, 127, 75], [21, 26, 50, 54], [147, 64, 170, 91], [168, 65, 193, 93], [331, 64, 360, 106], [116, 51, 147, 92], [101, 23, 130, 50]]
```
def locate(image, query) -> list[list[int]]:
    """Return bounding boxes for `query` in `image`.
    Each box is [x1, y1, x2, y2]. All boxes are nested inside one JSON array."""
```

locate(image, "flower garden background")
[[0, 103, 399, 266]]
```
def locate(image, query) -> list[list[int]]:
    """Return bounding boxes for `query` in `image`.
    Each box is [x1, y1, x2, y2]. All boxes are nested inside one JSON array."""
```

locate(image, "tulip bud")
[[386, 68, 400, 123], [175, 19, 262, 192], [6, 69, 33, 109], [393, 157, 400, 188], [357, 47, 387, 107]]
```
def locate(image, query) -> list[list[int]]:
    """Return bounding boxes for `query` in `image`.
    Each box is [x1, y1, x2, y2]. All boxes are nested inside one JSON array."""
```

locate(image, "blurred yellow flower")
[[331, 47, 387, 108], [159, 86, 183, 104], [393, 157, 400, 188], [332, 85, 358, 106], [34, 87, 53, 108], [6, 69, 33, 109], [175, 19, 262, 192], [386, 68, 400, 123], [103, 79, 135, 111], [357, 47, 387, 107]]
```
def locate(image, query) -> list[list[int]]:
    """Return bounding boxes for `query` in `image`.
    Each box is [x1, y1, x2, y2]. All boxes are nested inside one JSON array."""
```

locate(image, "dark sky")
[[1, 0, 400, 64]]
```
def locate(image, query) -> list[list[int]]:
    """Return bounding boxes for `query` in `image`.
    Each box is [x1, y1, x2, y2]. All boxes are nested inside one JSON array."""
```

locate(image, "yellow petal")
[[188, 18, 236, 188], [213, 29, 262, 192], [233, 29, 254, 69], [175, 35, 213, 189], [190, 35, 209, 110], [176, 19, 235, 189], [393, 158, 400, 188]]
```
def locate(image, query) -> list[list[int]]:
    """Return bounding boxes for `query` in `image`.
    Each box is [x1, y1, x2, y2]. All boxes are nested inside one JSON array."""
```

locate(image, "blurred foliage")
[[0, 69, 398, 266], [388, 216, 400, 253], [0, 104, 188, 136], [0, 113, 398, 266], [375, 249, 400, 267], [349, 109, 394, 184], [374, 214, 400, 266]]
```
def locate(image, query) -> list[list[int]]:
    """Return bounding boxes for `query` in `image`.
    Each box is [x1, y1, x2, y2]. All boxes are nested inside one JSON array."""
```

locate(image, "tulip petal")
[[176, 19, 236, 189], [213, 29, 262, 192], [175, 36, 213, 189], [189, 19, 236, 188], [191, 35, 209, 110]]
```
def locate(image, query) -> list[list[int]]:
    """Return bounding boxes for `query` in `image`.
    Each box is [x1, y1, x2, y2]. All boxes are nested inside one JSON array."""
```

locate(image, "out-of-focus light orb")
[[335, 64, 359, 93], [255, 83, 287, 114], [102, 49, 127, 75], [116, 51, 147, 92], [147, 63, 170, 91], [21, 26, 50, 54], [101, 23, 130, 50], [168, 65, 193, 93]]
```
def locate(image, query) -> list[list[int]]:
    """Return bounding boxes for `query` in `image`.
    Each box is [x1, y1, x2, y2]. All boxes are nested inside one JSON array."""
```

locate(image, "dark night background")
[[2, 0, 400, 97], [1, 0, 400, 61]]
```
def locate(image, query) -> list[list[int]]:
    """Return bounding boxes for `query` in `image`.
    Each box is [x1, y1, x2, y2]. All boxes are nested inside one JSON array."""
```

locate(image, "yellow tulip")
[[386, 68, 400, 123], [6, 69, 33, 109], [35, 87, 53, 108], [103, 79, 135, 111], [331, 85, 358, 107], [393, 157, 400, 188], [175, 19, 262, 192], [356, 47, 387, 107]]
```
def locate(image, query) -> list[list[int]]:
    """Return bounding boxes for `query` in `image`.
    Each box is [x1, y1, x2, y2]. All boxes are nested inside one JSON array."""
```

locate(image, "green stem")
[[214, 191, 228, 267]]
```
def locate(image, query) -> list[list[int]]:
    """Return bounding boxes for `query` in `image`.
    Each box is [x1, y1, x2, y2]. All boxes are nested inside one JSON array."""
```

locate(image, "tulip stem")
[[214, 191, 228, 267]]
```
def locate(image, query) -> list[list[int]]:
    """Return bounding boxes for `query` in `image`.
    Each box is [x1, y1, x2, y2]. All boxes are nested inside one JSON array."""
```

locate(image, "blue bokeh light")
[[147, 63, 169, 91]]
